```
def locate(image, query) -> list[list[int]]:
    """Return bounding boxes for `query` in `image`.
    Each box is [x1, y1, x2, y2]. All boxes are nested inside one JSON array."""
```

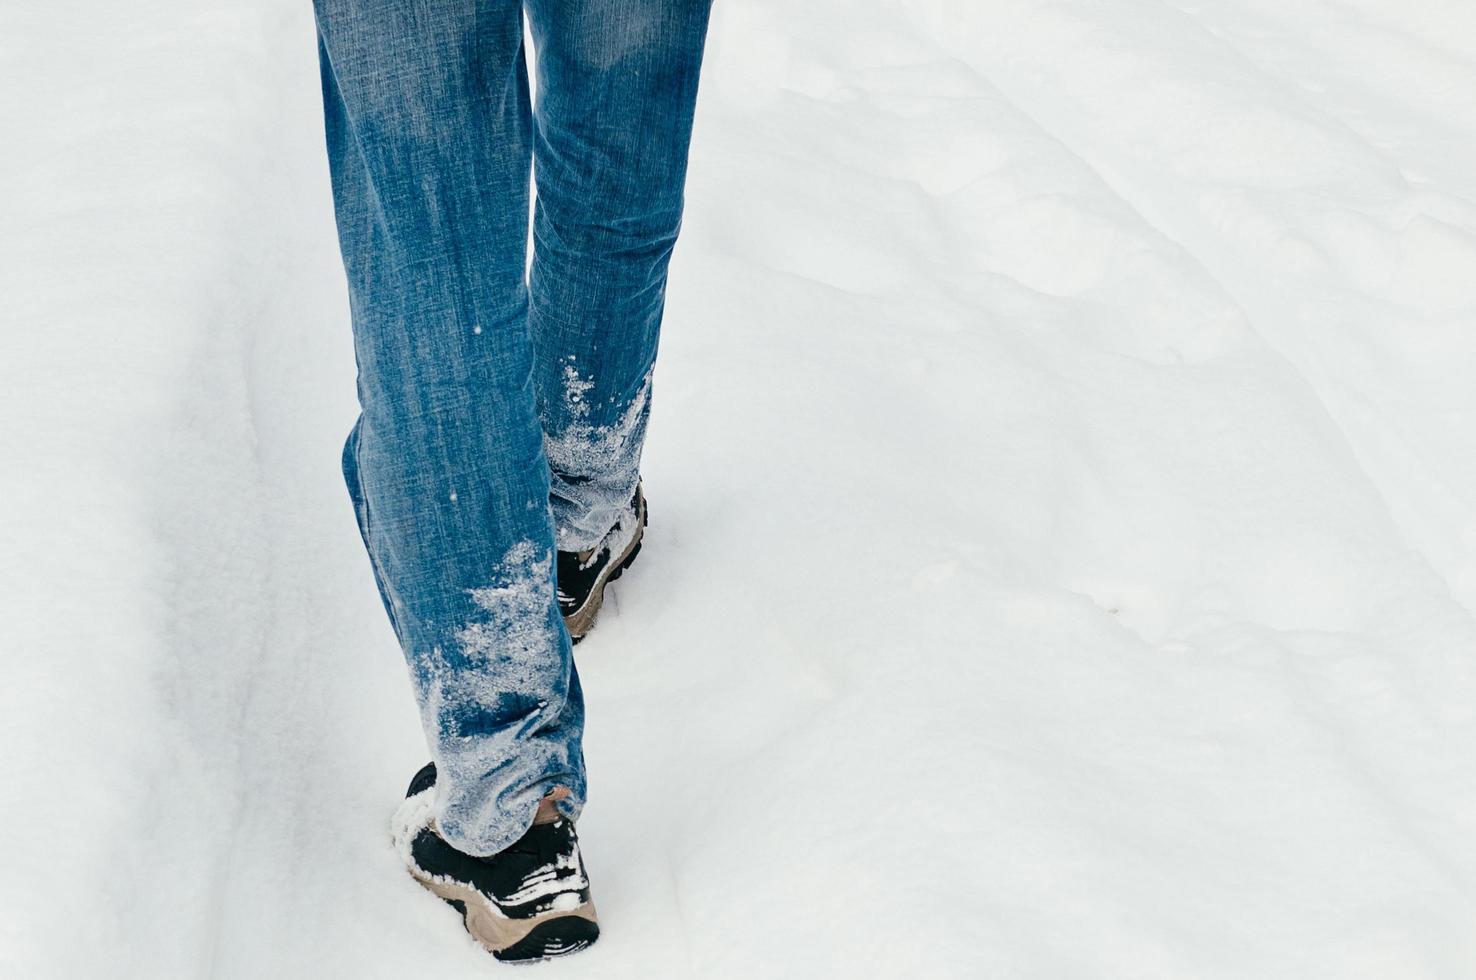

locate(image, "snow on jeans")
[[313, 0, 711, 857]]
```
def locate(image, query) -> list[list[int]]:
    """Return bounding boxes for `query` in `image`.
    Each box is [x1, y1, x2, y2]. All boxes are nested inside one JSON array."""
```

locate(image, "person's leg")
[[525, 0, 714, 551], [315, 0, 584, 858]]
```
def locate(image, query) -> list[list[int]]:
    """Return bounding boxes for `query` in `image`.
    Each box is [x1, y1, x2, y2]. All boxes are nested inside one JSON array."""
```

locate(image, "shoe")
[[392, 763, 599, 962], [557, 483, 647, 643]]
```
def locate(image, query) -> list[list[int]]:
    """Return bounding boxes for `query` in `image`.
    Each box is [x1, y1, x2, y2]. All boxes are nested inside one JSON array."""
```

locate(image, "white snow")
[[4, 0, 1476, 977]]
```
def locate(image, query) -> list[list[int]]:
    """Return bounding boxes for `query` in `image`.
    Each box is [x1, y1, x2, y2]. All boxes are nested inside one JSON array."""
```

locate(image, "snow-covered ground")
[[5, 0, 1476, 976]]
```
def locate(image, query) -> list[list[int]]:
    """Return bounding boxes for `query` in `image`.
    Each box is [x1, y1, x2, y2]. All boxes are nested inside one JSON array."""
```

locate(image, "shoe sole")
[[564, 492, 647, 644], [409, 869, 600, 962]]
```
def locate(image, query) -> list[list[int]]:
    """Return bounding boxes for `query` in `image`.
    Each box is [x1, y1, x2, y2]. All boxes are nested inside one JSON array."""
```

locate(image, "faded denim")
[[314, 0, 711, 856]]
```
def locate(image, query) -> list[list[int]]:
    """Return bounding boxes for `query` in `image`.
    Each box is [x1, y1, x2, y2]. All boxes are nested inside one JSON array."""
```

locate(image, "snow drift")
[[3, 0, 1475, 976]]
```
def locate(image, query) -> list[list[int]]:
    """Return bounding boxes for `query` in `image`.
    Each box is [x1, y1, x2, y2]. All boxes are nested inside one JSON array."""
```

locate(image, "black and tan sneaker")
[[392, 763, 599, 962], [557, 483, 647, 643]]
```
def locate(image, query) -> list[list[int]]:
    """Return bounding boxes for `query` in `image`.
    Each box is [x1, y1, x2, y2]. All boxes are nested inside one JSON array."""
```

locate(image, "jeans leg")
[[524, 0, 714, 550], [315, 0, 585, 857]]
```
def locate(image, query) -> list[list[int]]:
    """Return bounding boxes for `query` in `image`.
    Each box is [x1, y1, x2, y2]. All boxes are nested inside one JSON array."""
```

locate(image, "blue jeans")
[[314, 0, 711, 856]]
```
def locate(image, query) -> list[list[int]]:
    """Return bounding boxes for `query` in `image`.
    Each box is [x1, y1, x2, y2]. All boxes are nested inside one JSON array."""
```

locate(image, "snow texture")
[[429, 539, 580, 856], [453, 541, 556, 668], [545, 367, 651, 551], [4, 0, 1476, 977], [392, 788, 438, 870]]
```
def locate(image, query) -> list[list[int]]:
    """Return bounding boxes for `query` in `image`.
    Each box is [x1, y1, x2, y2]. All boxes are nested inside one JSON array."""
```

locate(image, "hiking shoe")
[[391, 763, 599, 962], [558, 483, 647, 643]]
